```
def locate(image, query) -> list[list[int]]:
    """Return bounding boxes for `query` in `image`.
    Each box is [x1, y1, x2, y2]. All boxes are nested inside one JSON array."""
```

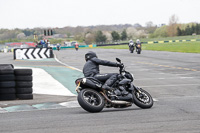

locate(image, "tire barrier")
[[14, 69, 33, 100], [13, 47, 54, 60], [0, 65, 33, 101], [0, 64, 16, 100]]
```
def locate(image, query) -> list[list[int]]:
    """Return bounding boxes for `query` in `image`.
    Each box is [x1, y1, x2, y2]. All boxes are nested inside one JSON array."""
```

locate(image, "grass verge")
[[95, 41, 200, 53]]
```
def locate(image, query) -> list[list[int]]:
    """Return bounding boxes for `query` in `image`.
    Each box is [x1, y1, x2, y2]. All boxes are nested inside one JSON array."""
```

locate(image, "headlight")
[[125, 72, 134, 81], [131, 73, 134, 81]]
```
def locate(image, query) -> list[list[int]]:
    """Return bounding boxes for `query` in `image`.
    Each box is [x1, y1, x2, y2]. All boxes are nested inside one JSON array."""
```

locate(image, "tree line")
[[177, 23, 200, 36], [86, 30, 128, 44]]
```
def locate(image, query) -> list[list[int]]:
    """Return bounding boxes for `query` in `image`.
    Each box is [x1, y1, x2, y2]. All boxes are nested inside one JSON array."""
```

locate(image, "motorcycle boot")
[[119, 86, 129, 96], [102, 84, 112, 91]]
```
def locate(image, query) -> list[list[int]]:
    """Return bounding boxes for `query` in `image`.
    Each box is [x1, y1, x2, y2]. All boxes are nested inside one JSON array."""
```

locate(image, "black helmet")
[[85, 51, 97, 61]]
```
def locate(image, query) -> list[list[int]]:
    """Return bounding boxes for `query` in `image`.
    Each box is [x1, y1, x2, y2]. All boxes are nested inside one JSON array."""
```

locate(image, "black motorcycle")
[[129, 42, 135, 53], [136, 43, 141, 54], [75, 58, 153, 113]]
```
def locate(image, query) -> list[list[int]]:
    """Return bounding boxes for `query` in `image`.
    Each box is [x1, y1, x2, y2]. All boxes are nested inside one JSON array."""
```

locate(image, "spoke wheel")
[[133, 89, 153, 109], [83, 91, 102, 107], [78, 89, 105, 113]]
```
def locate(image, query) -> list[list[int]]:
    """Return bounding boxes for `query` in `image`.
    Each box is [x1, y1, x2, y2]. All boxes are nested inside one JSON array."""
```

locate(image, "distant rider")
[[56, 43, 60, 51], [75, 43, 79, 51], [128, 39, 135, 53], [129, 39, 134, 47], [135, 39, 141, 52]]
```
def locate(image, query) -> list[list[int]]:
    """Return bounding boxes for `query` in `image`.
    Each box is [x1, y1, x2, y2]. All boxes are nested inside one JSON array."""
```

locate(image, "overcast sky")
[[0, 0, 200, 29]]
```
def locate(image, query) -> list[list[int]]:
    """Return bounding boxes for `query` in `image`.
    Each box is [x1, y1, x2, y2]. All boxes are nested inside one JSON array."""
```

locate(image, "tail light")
[[75, 80, 81, 85]]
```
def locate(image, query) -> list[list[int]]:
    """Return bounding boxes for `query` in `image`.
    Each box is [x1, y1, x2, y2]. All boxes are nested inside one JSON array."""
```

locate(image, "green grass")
[[140, 35, 200, 42], [96, 41, 200, 53]]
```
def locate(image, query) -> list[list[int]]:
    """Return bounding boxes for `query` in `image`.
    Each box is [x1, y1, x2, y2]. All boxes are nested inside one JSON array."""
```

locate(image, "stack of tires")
[[15, 69, 33, 100], [0, 64, 16, 100]]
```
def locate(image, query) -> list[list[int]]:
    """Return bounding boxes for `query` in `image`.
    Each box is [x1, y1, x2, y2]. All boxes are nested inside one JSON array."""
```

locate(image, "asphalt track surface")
[[0, 48, 200, 133]]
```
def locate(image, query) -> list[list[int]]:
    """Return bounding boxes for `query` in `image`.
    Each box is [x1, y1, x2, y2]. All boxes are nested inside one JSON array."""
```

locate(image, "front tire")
[[137, 49, 141, 54], [78, 89, 105, 113], [132, 88, 153, 109]]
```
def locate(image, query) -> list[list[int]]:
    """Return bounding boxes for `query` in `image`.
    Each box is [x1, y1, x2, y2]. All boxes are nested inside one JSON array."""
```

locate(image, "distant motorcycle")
[[136, 43, 142, 54], [129, 42, 135, 53], [75, 58, 153, 113], [57, 46, 60, 51], [57, 44, 60, 51], [75, 43, 79, 51]]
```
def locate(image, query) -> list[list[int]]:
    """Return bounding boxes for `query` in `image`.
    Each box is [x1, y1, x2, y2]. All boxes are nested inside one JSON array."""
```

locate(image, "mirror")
[[116, 58, 121, 63]]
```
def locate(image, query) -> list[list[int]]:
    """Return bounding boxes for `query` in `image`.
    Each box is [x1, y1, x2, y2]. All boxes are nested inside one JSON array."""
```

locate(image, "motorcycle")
[[75, 44, 79, 51], [129, 42, 135, 53], [136, 43, 141, 54], [75, 58, 153, 113], [57, 45, 60, 51]]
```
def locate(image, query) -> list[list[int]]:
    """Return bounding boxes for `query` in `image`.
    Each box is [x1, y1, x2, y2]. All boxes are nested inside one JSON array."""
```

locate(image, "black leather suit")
[[83, 56, 118, 88]]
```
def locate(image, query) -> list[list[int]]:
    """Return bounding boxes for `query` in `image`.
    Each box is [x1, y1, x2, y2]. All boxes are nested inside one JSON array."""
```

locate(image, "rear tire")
[[0, 75, 15, 81], [0, 88, 16, 94], [14, 69, 32, 76], [0, 94, 16, 100], [16, 87, 33, 94], [78, 89, 104, 113], [15, 76, 32, 81], [0, 81, 15, 88], [16, 82, 32, 87], [16, 94, 33, 100]]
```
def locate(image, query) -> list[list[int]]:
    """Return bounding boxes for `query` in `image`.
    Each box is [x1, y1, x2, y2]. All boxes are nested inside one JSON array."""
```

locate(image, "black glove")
[[116, 62, 124, 68]]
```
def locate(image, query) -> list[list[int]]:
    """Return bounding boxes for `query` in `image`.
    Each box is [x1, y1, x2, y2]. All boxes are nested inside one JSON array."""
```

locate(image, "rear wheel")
[[78, 89, 105, 113], [132, 88, 153, 109]]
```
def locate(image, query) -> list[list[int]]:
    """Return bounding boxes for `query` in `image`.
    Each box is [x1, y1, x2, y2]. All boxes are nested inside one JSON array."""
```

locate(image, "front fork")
[[131, 83, 142, 93]]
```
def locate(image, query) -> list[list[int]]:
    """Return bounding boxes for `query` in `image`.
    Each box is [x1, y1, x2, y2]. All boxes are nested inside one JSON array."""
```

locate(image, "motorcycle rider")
[[83, 51, 128, 95], [128, 39, 135, 53], [129, 39, 134, 45], [136, 39, 140, 43], [135, 39, 141, 52], [75, 43, 79, 51]]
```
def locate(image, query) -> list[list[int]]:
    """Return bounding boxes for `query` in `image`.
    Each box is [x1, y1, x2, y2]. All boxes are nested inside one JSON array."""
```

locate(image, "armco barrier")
[[13, 48, 54, 60]]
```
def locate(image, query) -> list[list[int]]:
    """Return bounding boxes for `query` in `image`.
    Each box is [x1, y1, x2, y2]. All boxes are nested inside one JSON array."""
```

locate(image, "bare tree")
[[167, 14, 179, 37], [17, 33, 26, 39], [85, 32, 95, 44], [126, 27, 137, 39], [145, 21, 154, 27], [103, 31, 112, 43]]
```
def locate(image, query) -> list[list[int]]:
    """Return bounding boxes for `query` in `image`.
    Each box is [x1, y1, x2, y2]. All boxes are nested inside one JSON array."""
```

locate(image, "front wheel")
[[77, 89, 105, 113], [132, 88, 153, 109], [137, 49, 141, 54]]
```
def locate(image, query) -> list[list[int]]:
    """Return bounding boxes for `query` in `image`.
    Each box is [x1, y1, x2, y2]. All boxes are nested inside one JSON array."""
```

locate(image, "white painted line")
[[0, 108, 8, 113], [59, 101, 80, 108], [175, 71, 200, 76], [153, 98, 158, 102], [32, 67, 75, 96], [180, 77, 194, 79], [16, 67, 75, 96], [54, 54, 82, 72]]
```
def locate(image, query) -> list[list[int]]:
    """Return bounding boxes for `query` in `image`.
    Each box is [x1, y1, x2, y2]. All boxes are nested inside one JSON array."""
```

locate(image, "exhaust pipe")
[[100, 92, 132, 105]]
